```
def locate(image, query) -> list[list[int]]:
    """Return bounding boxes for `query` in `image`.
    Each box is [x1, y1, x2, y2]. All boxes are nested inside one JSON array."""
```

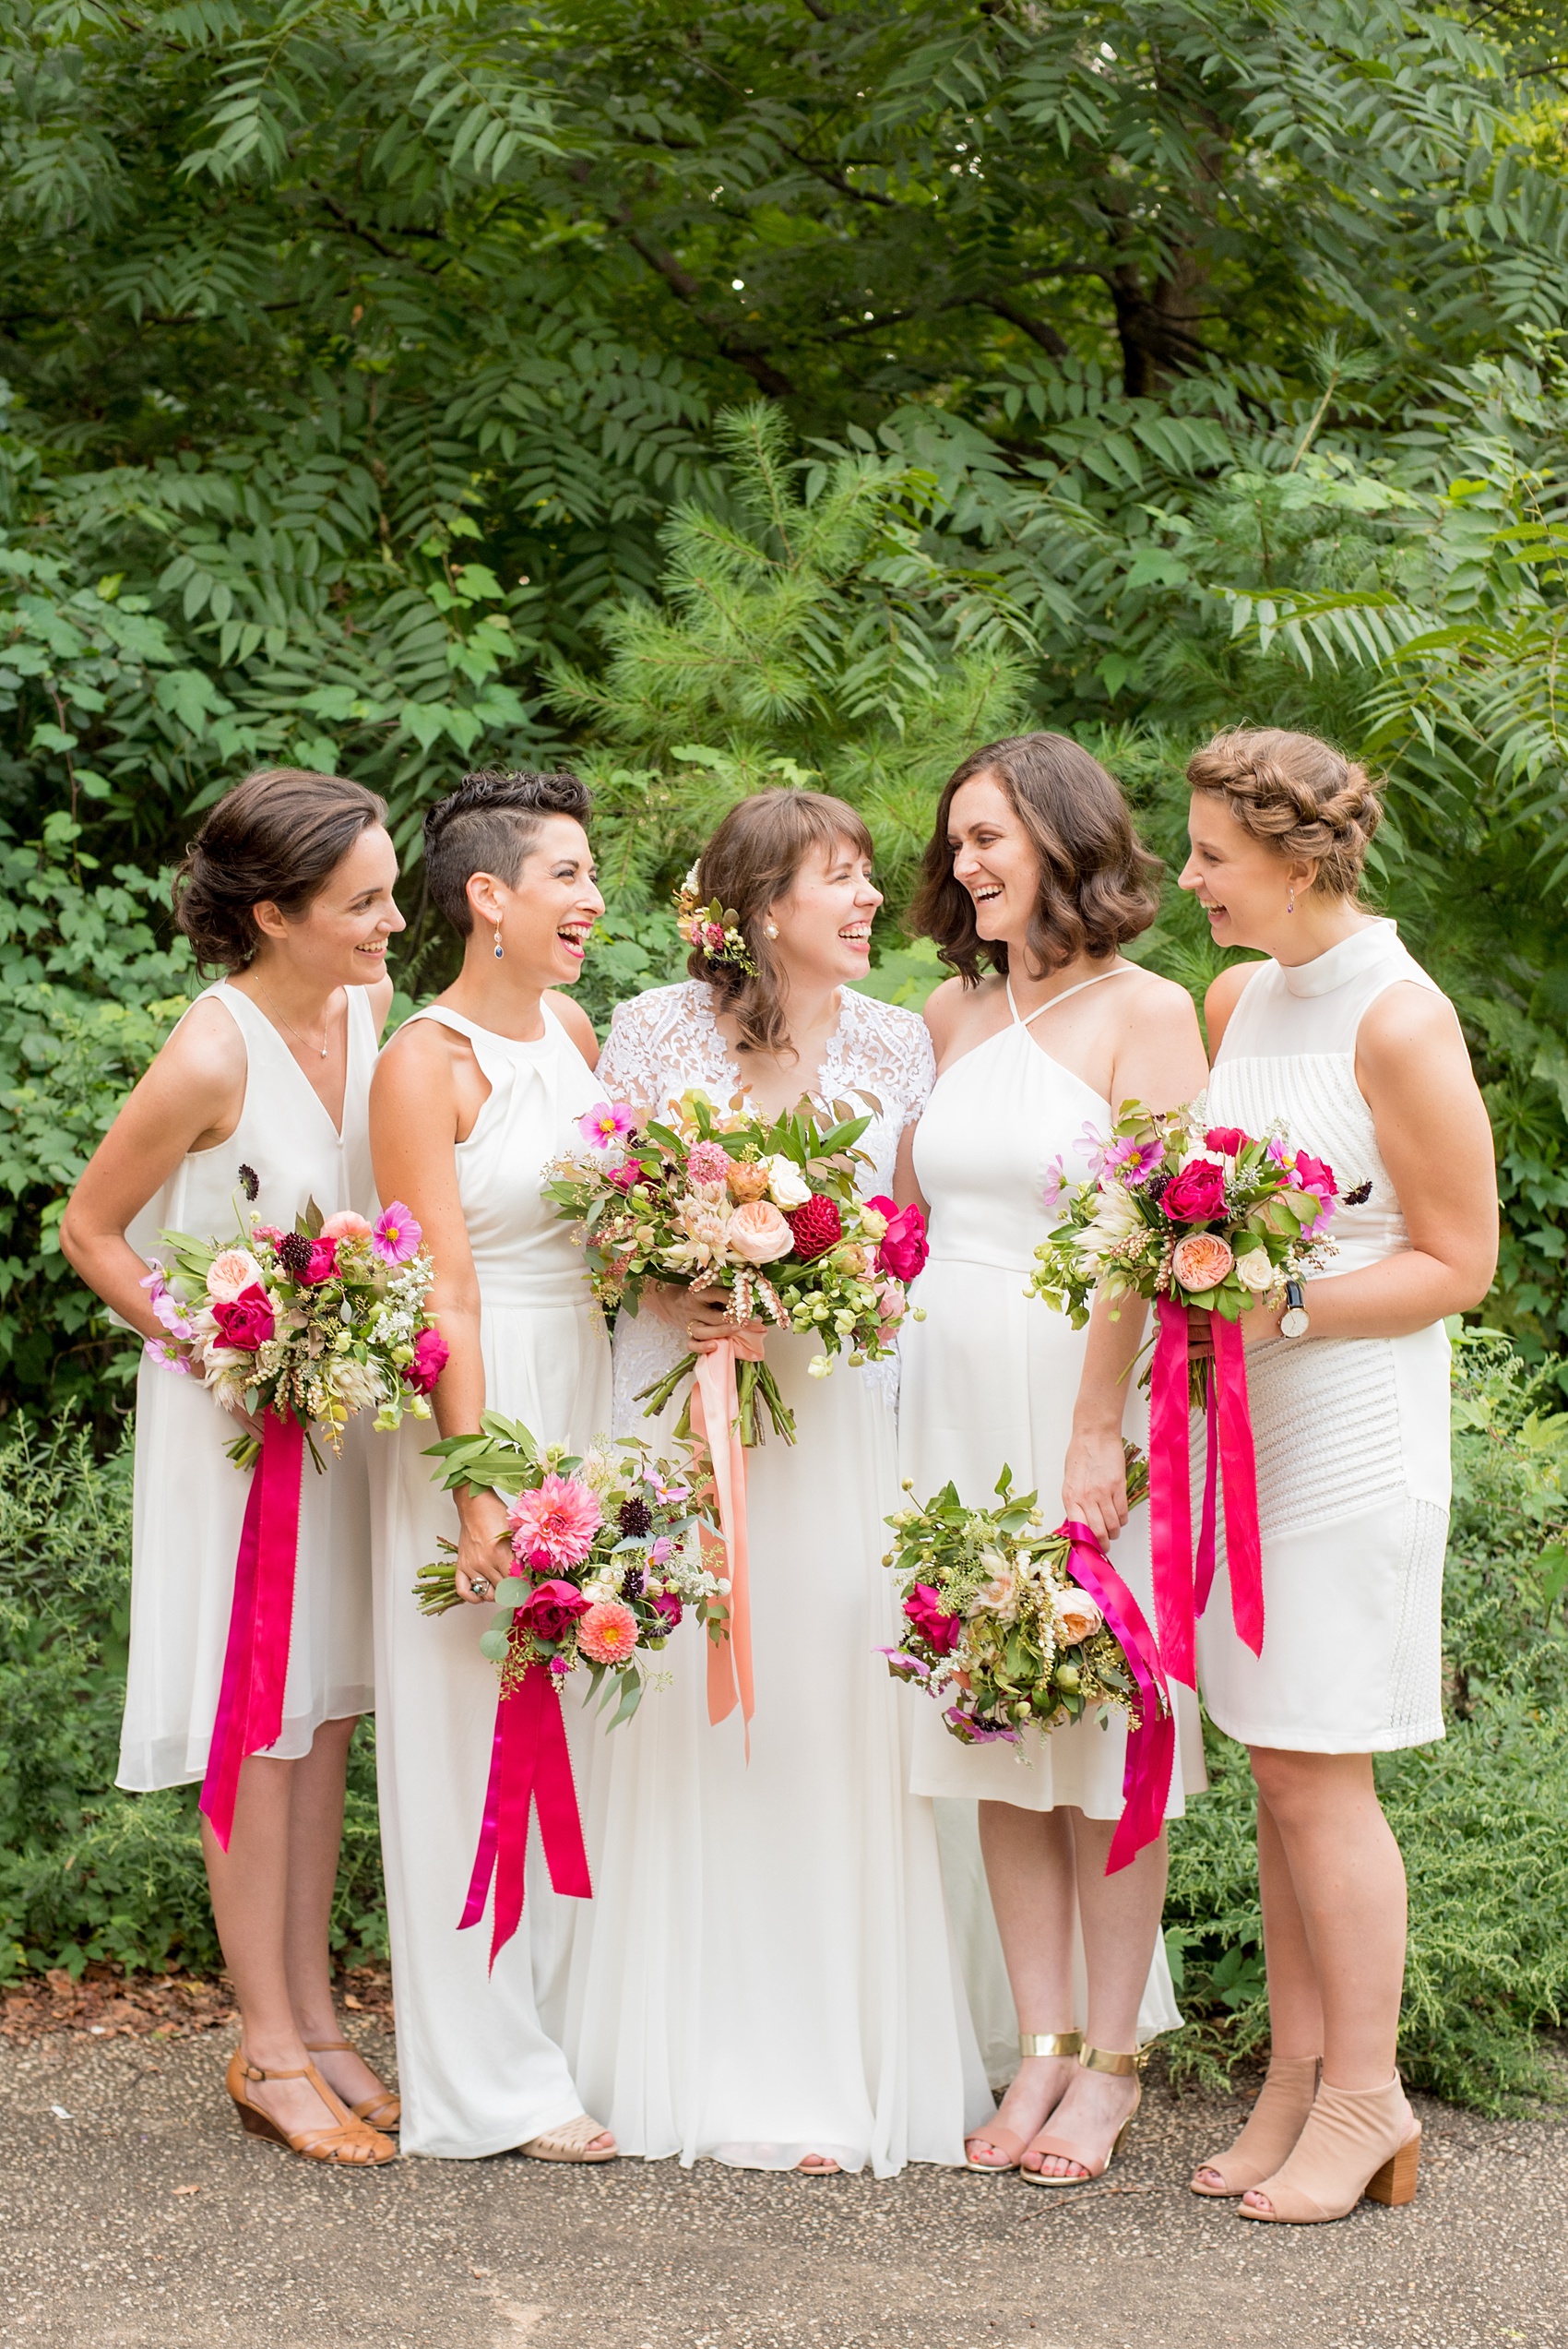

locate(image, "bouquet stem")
[[637, 1351, 796, 1446]]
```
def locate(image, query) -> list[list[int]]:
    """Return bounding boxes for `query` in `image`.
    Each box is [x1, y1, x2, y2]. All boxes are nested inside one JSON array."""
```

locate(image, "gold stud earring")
[[493, 923, 504, 960], [764, 921, 779, 939]]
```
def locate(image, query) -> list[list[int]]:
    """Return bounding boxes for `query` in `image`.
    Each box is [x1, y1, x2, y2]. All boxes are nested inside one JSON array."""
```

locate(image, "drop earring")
[[493, 924, 504, 960], [1287, 887, 1295, 915], [764, 921, 779, 939]]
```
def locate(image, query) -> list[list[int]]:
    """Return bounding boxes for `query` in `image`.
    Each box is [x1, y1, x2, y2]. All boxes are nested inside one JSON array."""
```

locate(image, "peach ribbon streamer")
[[688, 1329, 766, 1743]]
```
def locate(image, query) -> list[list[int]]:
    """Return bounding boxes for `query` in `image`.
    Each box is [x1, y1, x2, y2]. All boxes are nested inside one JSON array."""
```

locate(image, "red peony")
[[211, 1283, 275, 1353], [404, 1328, 450, 1395], [866, 1194, 930, 1282], [517, 1579, 591, 1642], [903, 1582, 961, 1657], [786, 1193, 842, 1260], [1162, 1159, 1229, 1222], [1204, 1127, 1252, 1159]]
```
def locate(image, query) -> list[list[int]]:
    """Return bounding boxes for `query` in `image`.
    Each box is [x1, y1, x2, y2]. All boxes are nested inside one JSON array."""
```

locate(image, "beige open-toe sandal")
[[518, 2112, 617, 2163]]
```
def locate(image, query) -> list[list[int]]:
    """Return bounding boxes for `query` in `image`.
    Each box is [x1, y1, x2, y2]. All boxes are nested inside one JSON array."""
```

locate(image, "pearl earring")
[[493, 924, 504, 960], [1287, 887, 1294, 915], [764, 921, 779, 939]]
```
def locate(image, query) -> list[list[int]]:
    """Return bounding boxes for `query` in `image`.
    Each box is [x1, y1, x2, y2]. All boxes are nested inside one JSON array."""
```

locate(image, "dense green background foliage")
[[3, 0, 1568, 2098]]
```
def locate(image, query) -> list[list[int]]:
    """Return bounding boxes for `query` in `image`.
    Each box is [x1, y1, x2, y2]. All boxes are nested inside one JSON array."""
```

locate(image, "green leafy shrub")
[[1165, 1336, 1568, 2113]]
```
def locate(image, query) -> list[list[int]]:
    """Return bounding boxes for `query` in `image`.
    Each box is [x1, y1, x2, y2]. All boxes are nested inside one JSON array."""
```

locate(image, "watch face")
[[1280, 1306, 1310, 1340]]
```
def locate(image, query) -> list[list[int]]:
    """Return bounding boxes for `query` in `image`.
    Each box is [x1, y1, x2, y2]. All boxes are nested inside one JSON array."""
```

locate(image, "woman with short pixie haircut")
[[62, 766, 403, 2165], [902, 732, 1209, 2187], [565, 786, 992, 2176], [1182, 730, 1496, 2224], [369, 768, 616, 2164]]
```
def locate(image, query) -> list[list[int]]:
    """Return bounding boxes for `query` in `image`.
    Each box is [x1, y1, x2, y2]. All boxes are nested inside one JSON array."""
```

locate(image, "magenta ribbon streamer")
[[199, 1410, 306, 1853], [459, 1655, 593, 1971], [1056, 1520, 1175, 1874], [1148, 1297, 1197, 1687], [1147, 1299, 1267, 1680]]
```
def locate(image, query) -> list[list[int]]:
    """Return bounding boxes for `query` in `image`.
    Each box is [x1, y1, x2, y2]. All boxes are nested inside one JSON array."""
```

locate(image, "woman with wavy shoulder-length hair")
[[565, 785, 993, 2177], [61, 767, 404, 2167], [900, 732, 1210, 2187]]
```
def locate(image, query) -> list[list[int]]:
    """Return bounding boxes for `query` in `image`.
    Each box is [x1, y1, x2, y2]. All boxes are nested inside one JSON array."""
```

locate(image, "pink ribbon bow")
[[200, 1410, 306, 1851], [688, 1328, 767, 1747], [1055, 1520, 1175, 1874], [459, 1650, 592, 1970], [1147, 1298, 1265, 1687]]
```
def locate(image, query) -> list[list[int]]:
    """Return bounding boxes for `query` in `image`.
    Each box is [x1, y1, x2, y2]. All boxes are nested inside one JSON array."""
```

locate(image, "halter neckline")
[[1005, 964, 1137, 1031]]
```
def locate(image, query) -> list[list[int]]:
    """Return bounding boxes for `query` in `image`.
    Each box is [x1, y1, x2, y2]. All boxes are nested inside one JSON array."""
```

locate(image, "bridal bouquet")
[[145, 1171, 446, 1469], [544, 1088, 929, 1446], [140, 1169, 447, 1853], [413, 1414, 721, 1720], [882, 1452, 1172, 1870], [413, 1415, 719, 1965]]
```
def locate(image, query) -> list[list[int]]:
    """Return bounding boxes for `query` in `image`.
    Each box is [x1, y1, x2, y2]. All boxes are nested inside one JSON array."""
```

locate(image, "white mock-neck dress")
[[1199, 919, 1453, 1751], [900, 971, 1207, 2069], [564, 980, 992, 2176], [119, 980, 378, 1790], [369, 1003, 613, 2160]]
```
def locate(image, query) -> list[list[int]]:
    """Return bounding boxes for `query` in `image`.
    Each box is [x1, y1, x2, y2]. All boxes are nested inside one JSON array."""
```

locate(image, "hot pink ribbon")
[[688, 1330, 766, 1742], [459, 1653, 592, 1971], [1147, 1298, 1265, 1685], [200, 1410, 306, 1852], [1056, 1520, 1174, 1874]]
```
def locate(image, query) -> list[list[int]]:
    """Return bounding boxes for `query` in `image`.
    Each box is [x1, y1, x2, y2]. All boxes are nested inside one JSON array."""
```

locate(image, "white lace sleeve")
[[595, 992, 669, 1111]]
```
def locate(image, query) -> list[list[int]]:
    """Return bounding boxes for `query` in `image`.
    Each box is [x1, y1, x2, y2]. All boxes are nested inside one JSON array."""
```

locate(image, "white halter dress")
[[119, 981, 378, 1791], [1199, 920, 1453, 1751], [900, 970, 1207, 2067], [369, 1004, 613, 2159]]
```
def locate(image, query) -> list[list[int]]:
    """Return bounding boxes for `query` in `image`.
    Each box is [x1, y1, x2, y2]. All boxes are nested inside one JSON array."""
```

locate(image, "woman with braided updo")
[[1181, 728, 1496, 2224]]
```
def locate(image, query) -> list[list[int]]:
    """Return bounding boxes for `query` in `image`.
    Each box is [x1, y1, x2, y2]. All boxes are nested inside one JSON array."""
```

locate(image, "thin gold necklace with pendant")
[[261, 989, 337, 1059]]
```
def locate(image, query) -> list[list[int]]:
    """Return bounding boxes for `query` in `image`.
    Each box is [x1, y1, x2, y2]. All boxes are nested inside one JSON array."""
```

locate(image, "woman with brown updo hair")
[[62, 769, 404, 2166], [1181, 728, 1495, 2223], [900, 733, 1210, 2187], [565, 787, 992, 2176]]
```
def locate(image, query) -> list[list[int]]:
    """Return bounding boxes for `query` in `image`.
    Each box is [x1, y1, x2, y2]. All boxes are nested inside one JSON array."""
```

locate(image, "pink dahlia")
[[577, 1600, 640, 1665], [507, 1473, 602, 1572]]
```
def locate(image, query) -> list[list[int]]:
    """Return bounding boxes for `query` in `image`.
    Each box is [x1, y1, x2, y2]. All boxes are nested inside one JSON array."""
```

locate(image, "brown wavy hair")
[[691, 789, 874, 1058], [1185, 728, 1383, 899], [910, 733, 1160, 983], [172, 767, 387, 973]]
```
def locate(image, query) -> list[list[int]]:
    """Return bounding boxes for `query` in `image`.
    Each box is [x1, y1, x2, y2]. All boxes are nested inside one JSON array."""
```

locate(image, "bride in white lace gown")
[[565, 792, 991, 2175]]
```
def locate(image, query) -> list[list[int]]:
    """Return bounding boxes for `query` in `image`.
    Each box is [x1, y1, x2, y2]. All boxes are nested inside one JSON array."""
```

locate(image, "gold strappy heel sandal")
[[226, 2049, 396, 2165], [1020, 2043, 1144, 2188], [965, 2032, 1082, 2173], [303, 2038, 401, 2133]]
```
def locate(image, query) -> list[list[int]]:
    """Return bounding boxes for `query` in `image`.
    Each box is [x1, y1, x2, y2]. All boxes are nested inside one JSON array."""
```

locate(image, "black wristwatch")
[[1280, 1280, 1310, 1341]]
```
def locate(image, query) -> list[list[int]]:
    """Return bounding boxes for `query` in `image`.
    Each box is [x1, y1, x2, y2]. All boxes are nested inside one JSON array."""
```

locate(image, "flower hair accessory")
[[674, 864, 757, 977]]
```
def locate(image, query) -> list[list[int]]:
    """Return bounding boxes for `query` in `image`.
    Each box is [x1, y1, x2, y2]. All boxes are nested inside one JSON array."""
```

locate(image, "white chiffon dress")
[[900, 972, 1207, 2069], [1199, 920, 1453, 1751], [369, 1005, 613, 2159], [564, 981, 992, 2175], [119, 980, 377, 1792]]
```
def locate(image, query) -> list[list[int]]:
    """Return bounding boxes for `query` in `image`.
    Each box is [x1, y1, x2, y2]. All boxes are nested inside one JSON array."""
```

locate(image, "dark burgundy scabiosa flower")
[[619, 1563, 646, 1603], [786, 1194, 842, 1261], [277, 1231, 315, 1276], [237, 1163, 259, 1202], [617, 1496, 653, 1539]]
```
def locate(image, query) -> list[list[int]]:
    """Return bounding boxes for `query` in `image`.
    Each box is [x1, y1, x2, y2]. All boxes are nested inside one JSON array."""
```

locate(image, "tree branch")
[[620, 227, 796, 397]]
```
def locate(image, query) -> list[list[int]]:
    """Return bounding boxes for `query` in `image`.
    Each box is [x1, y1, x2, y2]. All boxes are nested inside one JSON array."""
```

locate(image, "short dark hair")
[[909, 733, 1160, 982], [172, 767, 388, 973], [422, 769, 592, 935]]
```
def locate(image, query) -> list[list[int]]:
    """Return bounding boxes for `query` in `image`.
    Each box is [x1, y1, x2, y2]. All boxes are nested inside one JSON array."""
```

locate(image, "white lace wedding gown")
[[564, 981, 992, 2174]]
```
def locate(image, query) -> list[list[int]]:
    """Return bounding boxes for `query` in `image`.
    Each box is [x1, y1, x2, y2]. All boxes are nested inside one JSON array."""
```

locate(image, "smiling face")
[[766, 834, 884, 987], [252, 822, 404, 988], [945, 772, 1043, 950], [1179, 792, 1312, 952], [468, 814, 603, 987]]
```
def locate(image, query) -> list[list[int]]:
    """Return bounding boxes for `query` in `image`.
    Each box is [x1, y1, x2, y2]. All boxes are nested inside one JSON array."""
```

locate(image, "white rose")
[[765, 1154, 811, 1210], [1234, 1247, 1275, 1294]]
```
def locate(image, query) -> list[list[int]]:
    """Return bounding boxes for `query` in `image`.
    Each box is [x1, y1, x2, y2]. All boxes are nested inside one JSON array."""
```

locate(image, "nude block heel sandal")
[[303, 2039, 401, 2133], [1191, 2054, 1321, 2197], [1020, 2044, 1143, 2188], [1239, 2076, 1420, 2224], [226, 2049, 397, 2166], [965, 2032, 1082, 2174]]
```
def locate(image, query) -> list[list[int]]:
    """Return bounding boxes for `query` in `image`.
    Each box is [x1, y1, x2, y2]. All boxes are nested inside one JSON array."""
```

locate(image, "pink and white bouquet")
[[544, 1089, 928, 1447], [413, 1414, 722, 1719], [145, 1166, 446, 1468], [1028, 1100, 1352, 1395]]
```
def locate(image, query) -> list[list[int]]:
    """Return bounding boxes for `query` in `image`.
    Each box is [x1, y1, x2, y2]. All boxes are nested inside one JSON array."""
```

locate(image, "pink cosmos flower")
[[144, 1336, 192, 1375], [321, 1210, 374, 1241], [1042, 1155, 1069, 1213], [685, 1140, 733, 1186], [1104, 1135, 1164, 1188], [374, 1201, 422, 1263], [507, 1473, 602, 1571], [578, 1102, 638, 1151], [140, 1266, 194, 1341], [404, 1328, 450, 1395], [577, 1600, 640, 1665], [648, 1535, 675, 1567], [1075, 1122, 1111, 1177], [651, 1476, 690, 1506]]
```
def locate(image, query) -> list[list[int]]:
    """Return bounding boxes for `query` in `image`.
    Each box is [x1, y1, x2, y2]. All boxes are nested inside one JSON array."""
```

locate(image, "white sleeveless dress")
[[900, 972, 1206, 2066], [119, 981, 378, 1792], [1199, 920, 1452, 1752], [564, 981, 992, 2176], [369, 1005, 613, 2160]]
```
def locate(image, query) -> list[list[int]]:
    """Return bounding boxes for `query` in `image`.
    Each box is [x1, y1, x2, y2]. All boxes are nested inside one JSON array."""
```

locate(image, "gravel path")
[[0, 2024, 1562, 2348]]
